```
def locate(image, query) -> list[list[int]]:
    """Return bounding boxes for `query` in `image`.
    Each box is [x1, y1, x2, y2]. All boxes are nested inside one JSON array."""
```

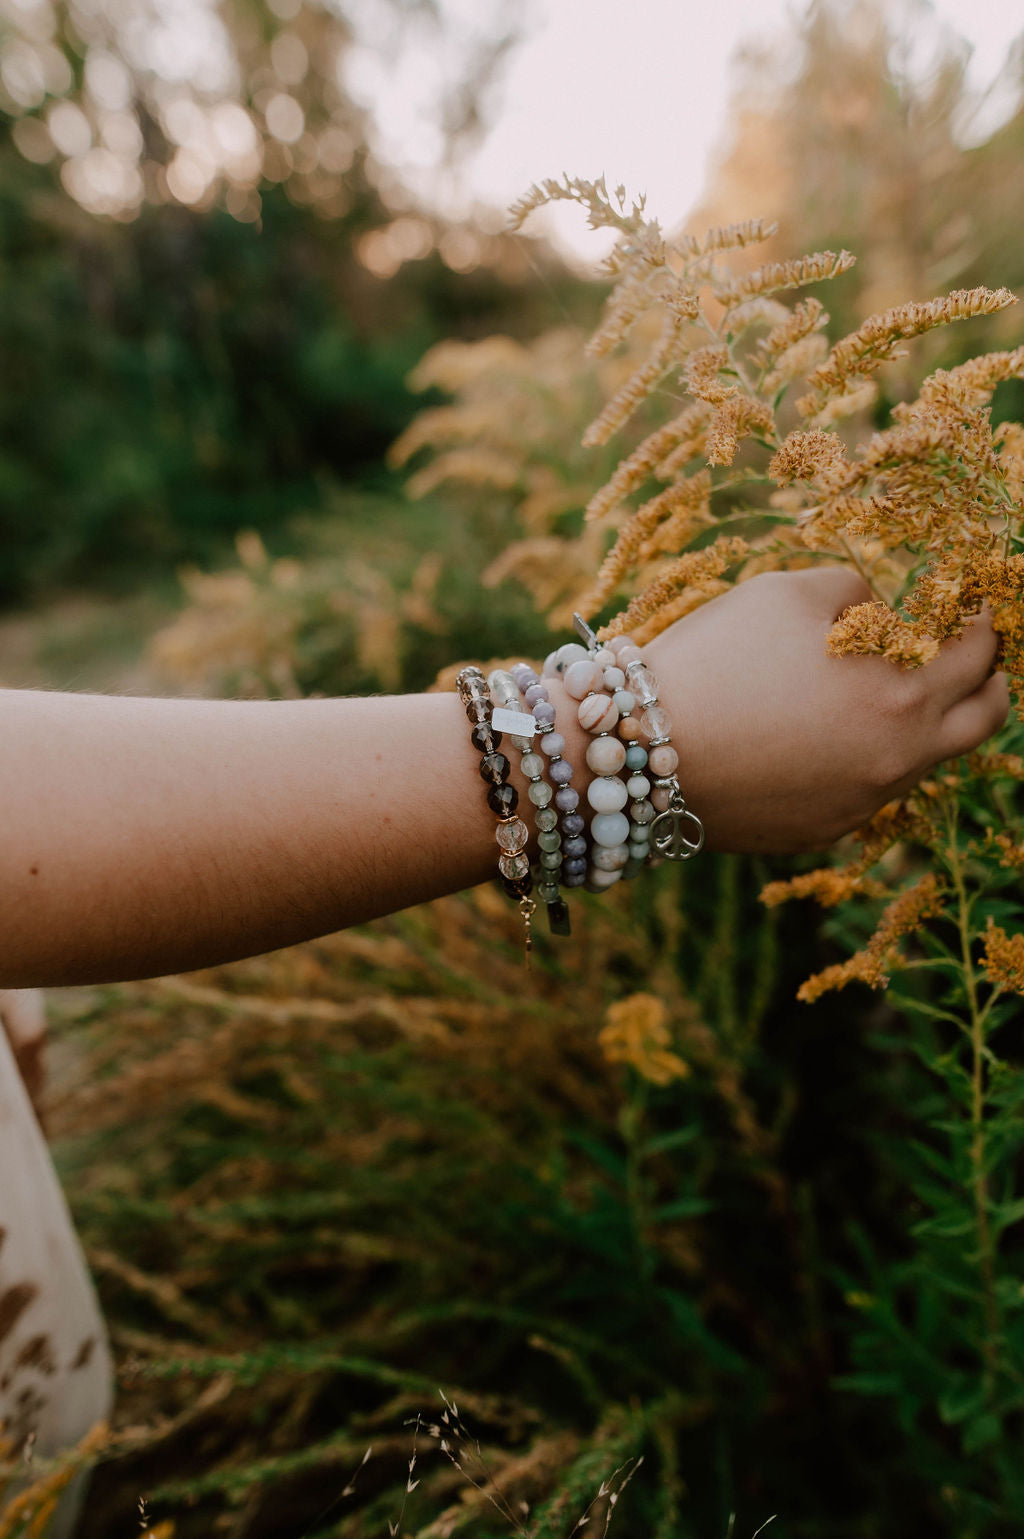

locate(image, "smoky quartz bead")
[[465, 697, 492, 724], [487, 782, 518, 816], [479, 752, 511, 786], [471, 722, 502, 754]]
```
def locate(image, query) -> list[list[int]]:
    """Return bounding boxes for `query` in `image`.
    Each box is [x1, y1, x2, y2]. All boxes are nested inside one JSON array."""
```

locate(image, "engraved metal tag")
[[491, 707, 536, 738]]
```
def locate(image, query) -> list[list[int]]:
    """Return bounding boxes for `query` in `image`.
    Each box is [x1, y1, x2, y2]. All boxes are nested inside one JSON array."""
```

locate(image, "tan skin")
[[0, 567, 1008, 989]]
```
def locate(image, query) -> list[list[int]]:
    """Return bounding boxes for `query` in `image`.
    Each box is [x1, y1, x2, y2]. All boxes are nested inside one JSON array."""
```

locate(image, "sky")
[[346, 0, 1024, 266]]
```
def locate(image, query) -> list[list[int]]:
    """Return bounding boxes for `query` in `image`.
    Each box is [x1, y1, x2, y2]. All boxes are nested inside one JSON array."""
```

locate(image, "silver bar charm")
[[491, 706, 537, 738]]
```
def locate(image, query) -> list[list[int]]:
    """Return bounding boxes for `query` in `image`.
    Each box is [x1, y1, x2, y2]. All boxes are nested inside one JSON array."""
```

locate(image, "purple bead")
[[512, 663, 537, 685], [541, 732, 566, 757], [563, 873, 587, 888], [563, 836, 587, 859], [549, 759, 574, 785], [554, 786, 579, 812], [562, 813, 585, 836], [524, 683, 549, 707], [563, 860, 587, 878], [533, 701, 557, 726]]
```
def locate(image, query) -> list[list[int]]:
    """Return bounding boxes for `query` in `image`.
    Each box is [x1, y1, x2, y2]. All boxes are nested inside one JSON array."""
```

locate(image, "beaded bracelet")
[[455, 665, 537, 953], [555, 629, 633, 891], [509, 661, 586, 914]]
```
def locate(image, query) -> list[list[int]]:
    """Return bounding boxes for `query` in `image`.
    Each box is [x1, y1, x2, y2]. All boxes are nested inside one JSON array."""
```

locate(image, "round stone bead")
[[594, 647, 618, 668], [625, 744, 648, 770], [602, 666, 626, 691], [626, 773, 651, 799], [498, 851, 530, 881], [612, 689, 636, 715], [549, 759, 574, 785], [562, 835, 587, 859], [588, 776, 628, 814], [586, 735, 627, 775], [540, 732, 566, 757], [609, 634, 637, 656], [535, 806, 558, 832], [564, 659, 602, 699], [563, 857, 587, 877], [638, 705, 672, 743], [471, 722, 501, 754], [540, 850, 562, 869], [465, 698, 491, 723], [563, 870, 587, 887], [627, 664, 659, 706], [495, 818, 529, 853], [537, 882, 559, 902], [504, 875, 532, 898], [528, 780, 553, 806], [463, 674, 489, 697], [487, 783, 518, 816], [618, 716, 642, 742], [552, 642, 589, 673], [630, 799, 657, 825], [588, 867, 623, 890], [533, 701, 556, 726], [554, 786, 580, 812], [525, 683, 549, 707], [562, 813, 585, 836], [578, 694, 619, 734], [628, 839, 650, 861], [592, 843, 630, 871], [538, 830, 562, 852], [648, 744, 680, 776], [479, 752, 511, 785], [591, 810, 630, 847], [543, 650, 559, 677], [651, 786, 672, 812], [520, 752, 545, 779], [616, 644, 643, 666]]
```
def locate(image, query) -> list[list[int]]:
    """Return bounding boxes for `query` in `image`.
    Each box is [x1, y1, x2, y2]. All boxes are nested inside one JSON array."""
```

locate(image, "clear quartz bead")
[[628, 664, 659, 705], [495, 819, 529, 854], [498, 851, 530, 880], [639, 704, 672, 742]]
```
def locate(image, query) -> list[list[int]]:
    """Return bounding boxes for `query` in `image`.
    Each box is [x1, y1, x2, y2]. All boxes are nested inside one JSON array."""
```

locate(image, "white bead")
[[588, 867, 623, 890], [592, 843, 629, 871], [587, 776, 628, 814], [626, 773, 651, 799], [602, 666, 626, 691], [591, 811, 630, 847], [594, 647, 617, 668]]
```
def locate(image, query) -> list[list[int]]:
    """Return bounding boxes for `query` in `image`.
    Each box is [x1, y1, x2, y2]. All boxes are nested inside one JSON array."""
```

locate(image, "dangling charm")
[[649, 777, 705, 861]]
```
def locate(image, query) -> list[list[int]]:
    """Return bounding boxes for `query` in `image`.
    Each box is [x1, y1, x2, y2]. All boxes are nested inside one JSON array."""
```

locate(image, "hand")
[[643, 567, 1010, 854], [0, 987, 48, 1122]]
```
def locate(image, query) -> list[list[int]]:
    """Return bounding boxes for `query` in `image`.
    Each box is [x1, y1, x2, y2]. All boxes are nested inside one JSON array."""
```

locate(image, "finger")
[[0, 988, 47, 1050], [938, 670, 1010, 760], [923, 611, 1001, 708], [791, 564, 873, 620]]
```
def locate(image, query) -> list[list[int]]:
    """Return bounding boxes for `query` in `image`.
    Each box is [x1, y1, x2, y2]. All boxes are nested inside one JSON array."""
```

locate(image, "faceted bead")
[[602, 666, 626, 691], [549, 759, 574, 785], [612, 690, 636, 715], [554, 786, 580, 813], [625, 744, 649, 771], [563, 870, 587, 887], [546, 899, 572, 936], [564, 659, 602, 699], [540, 850, 562, 870], [471, 722, 501, 754], [626, 664, 659, 706], [609, 634, 637, 656], [616, 644, 643, 666], [495, 818, 529, 854], [562, 813, 585, 836], [591, 811, 630, 847], [618, 717, 642, 742], [562, 835, 587, 859], [563, 857, 587, 877], [592, 843, 629, 871], [479, 752, 511, 785], [586, 736, 627, 775], [587, 776, 628, 814], [553, 642, 589, 673], [465, 698, 491, 723], [538, 830, 562, 852], [638, 704, 672, 743], [535, 806, 558, 831], [630, 799, 657, 825], [528, 780, 553, 806], [540, 732, 566, 757], [577, 694, 619, 734], [521, 752, 545, 779], [524, 683, 549, 707], [499, 851, 530, 880], [588, 867, 623, 890], [487, 783, 518, 816], [510, 734, 533, 753], [533, 701, 556, 726], [504, 875, 533, 898], [626, 773, 651, 799], [464, 674, 489, 697], [537, 882, 560, 903], [648, 744, 679, 777]]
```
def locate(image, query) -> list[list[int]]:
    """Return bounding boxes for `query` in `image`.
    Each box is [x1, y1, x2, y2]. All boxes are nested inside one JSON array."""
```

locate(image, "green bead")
[[540, 850, 561, 869], [538, 830, 561, 852], [535, 807, 558, 832]]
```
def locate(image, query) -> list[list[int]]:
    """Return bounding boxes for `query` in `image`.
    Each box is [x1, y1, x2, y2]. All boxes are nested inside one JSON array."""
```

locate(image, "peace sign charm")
[[650, 788, 705, 862]]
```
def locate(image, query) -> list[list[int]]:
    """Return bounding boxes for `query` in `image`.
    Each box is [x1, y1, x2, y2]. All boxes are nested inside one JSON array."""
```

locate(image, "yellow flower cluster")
[[797, 874, 947, 1003], [598, 993, 690, 1085], [981, 918, 1024, 996]]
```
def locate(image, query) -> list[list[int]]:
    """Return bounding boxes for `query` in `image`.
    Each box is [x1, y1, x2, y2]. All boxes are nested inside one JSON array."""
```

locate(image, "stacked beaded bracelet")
[[509, 661, 588, 909], [455, 665, 537, 951], [487, 667, 571, 936]]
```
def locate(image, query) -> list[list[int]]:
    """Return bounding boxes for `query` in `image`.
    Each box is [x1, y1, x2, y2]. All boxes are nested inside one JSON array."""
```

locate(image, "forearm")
[[0, 686, 582, 987]]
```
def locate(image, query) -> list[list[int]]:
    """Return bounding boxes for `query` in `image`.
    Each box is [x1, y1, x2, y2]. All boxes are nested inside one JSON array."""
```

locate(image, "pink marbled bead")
[[618, 717, 642, 742], [563, 659, 602, 699], [648, 744, 679, 777], [609, 634, 637, 656], [577, 692, 619, 734], [616, 644, 643, 666], [651, 785, 673, 812], [586, 735, 627, 775]]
